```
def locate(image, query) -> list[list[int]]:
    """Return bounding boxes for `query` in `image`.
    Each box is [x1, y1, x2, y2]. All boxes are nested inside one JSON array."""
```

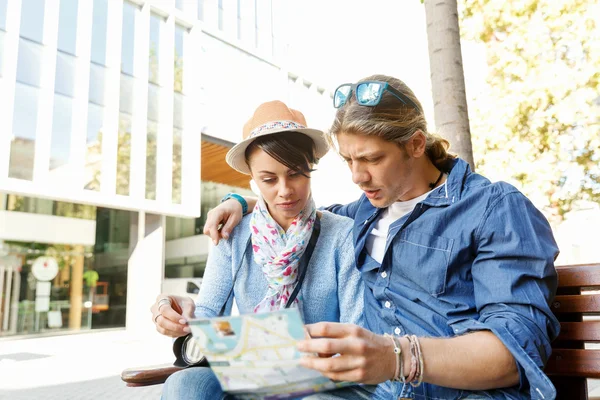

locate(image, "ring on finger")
[[157, 298, 171, 311], [154, 313, 162, 324]]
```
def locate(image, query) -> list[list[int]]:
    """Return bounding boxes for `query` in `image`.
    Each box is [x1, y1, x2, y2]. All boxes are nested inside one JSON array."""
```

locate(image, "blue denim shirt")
[[327, 158, 560, 400]]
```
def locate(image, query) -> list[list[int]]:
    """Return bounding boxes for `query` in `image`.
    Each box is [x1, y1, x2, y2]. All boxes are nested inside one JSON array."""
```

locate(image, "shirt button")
[[381, 271, 387, 278], [394, 327, 401, 335], [384, 301, 391, 309]]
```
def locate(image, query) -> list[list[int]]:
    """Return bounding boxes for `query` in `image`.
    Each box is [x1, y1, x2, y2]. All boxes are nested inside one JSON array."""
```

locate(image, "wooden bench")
[[546, 263, 600, 400], [122, 263, 600, 398]]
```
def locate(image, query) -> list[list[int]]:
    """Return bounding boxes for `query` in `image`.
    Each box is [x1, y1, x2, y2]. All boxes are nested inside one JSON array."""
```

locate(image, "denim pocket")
[[392, 229, 454, 296]]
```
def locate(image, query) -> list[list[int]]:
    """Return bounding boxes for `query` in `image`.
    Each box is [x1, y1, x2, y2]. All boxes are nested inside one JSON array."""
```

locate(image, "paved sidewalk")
[[1, 329, 599, 399], [0, 329, 174, 399]]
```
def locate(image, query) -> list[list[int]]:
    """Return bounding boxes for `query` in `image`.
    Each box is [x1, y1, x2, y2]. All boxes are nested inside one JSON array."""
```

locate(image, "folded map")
[[188, 308, 354, 400]]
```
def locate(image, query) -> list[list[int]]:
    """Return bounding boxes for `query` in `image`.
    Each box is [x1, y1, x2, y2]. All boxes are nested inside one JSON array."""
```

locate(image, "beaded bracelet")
[[404, 334, 425, 387]]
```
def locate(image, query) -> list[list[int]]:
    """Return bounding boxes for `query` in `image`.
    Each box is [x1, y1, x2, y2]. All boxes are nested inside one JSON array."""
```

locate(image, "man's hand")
[[297, 322, 395, 384], [202, 199, 244, 245], [150, 294, 195, 338]]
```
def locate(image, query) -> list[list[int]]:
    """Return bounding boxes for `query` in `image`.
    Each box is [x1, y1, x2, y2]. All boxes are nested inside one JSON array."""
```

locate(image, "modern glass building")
[[0, 0, 346, 337]]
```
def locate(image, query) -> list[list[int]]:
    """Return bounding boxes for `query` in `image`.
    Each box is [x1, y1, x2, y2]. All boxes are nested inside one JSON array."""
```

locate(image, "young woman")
[[151, 101, 367, 400]]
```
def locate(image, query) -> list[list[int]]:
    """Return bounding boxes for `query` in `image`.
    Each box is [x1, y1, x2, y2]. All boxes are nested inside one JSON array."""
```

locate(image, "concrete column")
[[68, 245, 85, 329], [126, 212, 165, 336]]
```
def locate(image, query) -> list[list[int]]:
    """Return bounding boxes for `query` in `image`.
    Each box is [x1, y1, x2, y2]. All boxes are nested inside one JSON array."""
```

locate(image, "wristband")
[[221, 193, 248, 215]]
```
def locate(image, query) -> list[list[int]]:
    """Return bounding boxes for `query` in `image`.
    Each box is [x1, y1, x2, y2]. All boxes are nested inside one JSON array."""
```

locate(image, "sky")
[[282, 0, 487, 127]]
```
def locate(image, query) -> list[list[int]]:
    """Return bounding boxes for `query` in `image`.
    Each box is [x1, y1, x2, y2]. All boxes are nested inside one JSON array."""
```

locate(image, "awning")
[[201, 134, 250, 189]]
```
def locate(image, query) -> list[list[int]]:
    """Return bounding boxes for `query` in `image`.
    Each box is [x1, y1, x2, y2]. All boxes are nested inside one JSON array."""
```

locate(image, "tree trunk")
[[424, 0, 475, 170]]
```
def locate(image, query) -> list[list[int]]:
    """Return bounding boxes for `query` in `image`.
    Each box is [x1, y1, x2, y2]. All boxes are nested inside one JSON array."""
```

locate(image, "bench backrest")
[[545, 263, 600, 400]]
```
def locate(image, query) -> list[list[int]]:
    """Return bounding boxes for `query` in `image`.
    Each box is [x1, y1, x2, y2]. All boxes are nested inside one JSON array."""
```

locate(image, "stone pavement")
[[0, 329, 174, 400]]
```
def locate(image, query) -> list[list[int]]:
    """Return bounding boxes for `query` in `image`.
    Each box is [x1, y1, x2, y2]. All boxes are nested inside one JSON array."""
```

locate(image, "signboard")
[[31, 257, 59, 281]]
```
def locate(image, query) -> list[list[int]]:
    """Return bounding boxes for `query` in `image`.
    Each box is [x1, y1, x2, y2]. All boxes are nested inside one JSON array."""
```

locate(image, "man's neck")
[[399, 160, 444, 201]]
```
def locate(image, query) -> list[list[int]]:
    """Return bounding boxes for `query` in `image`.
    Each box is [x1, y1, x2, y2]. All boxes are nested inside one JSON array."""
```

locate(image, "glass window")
[[166, 216, 197, 241], [55, 50, 76, 97], [175, 0, 184, 11], [237, 0, 242, 40], [173, 92, 184, 129], [121, 1, 137, 76], [198, 181, 255, 229], [145, 122, 157, 200], [164, 256, 207, 279], [49, 93, 73, 172], [88, 63, 107, 106], [119, 73, 134, 114], [254, 0, 259, 48], [20, 0, 45, 43], [218, 0, 223, 31], [0, 201, 129, 335], [116, 113, 132, 196], [172, 128, 182, 204], [149, 13, 163, 85], [84, 102, 103, 191], [90, 0, 108, 66], [173, 94, 183, 204], [0, 0, 8, 30], [57, 0, 78, 55], [9, 82, 40, 180], [16, 38, 43, 87], [174, 25, 185, 93], [197, 0, 204, 21], [0, 30, 5, 77], [147, 83, 160, 122]]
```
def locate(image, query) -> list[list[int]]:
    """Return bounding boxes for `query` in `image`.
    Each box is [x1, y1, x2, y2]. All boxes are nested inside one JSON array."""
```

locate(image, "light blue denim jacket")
[[194, 211, 365, 327], [328, 158, 560, 400]]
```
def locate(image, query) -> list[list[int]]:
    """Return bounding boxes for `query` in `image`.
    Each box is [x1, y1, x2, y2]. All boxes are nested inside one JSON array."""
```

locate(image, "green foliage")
[[460, 0, 600, 220]]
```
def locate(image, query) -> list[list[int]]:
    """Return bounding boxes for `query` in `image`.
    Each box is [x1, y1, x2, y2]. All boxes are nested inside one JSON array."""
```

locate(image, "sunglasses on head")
[[333, 80, 420, 111]]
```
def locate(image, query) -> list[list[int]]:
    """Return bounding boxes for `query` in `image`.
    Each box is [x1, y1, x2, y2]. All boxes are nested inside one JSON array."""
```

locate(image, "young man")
[[202, 75, 560, 399]]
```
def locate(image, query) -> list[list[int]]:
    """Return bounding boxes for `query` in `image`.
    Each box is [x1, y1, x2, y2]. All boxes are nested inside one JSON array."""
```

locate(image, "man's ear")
[[408, 130, 427, 158]]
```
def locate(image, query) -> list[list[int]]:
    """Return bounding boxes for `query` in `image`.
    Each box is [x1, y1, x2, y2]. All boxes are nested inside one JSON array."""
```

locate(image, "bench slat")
[[121, 364, 184, 386], [556, 321, 600, 342], [551, 294, 600, 314], [556, 264, 600, 288], [545, 349, 600, 378]]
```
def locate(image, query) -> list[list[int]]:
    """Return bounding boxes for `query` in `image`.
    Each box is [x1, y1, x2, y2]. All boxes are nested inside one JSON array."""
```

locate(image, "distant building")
[[0, 0, 350, 337]]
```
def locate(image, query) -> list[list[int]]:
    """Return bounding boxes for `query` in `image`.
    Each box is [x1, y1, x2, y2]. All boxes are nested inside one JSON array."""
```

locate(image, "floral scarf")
[[250, 196, 316, 313]]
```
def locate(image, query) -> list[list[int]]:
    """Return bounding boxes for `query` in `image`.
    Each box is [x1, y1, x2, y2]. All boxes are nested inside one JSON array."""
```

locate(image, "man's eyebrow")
[[339, 151, 383, 160], [257, 170, 276, 174]]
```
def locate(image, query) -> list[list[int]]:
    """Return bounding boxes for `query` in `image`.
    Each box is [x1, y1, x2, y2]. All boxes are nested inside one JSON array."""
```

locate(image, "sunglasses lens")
[[356, 83, 383, 106], [334, 86, 351, 108]]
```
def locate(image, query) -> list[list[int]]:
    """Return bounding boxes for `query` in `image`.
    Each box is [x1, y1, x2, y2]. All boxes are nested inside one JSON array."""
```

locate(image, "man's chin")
[[366, 197, 392, 209]]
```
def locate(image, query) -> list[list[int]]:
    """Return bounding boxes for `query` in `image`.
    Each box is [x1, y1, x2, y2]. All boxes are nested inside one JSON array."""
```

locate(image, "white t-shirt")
[[366, 186, 442, 263]]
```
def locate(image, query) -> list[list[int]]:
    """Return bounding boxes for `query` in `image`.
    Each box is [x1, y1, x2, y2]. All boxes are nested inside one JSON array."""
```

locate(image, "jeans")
[[162, 367, 226, 400]]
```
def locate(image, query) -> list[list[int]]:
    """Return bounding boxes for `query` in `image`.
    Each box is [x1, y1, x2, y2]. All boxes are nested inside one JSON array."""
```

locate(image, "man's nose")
[[351, 164, 369, 185]]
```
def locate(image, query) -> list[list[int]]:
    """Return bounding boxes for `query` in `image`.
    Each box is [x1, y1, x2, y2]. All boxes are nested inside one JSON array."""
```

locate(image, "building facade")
[[0, 0, 354, 338]]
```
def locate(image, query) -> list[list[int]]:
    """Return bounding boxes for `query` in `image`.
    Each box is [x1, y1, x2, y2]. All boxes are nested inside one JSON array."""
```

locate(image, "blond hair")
[[328, 74, 455, 171]]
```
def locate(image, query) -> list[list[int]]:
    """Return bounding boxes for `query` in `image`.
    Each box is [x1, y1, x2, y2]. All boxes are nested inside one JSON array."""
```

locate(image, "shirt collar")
[[421, 158, 470, 207]]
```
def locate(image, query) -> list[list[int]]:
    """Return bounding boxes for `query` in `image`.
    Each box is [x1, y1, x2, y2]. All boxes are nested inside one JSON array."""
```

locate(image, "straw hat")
[[225, 100, 329, 174]]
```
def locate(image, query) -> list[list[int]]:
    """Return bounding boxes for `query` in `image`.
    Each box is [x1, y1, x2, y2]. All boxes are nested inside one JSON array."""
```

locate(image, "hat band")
[[248, 121, 306, 139]]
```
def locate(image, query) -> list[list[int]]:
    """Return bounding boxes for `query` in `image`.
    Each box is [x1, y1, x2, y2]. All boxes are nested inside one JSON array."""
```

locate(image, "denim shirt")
[[327, 158, 560, 400]]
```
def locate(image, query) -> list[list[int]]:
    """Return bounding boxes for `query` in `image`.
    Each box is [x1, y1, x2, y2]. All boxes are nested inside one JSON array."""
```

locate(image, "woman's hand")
[[150, 294, 196, 338], [297, 322, 396, 384], [202, 199, 245, 245]]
